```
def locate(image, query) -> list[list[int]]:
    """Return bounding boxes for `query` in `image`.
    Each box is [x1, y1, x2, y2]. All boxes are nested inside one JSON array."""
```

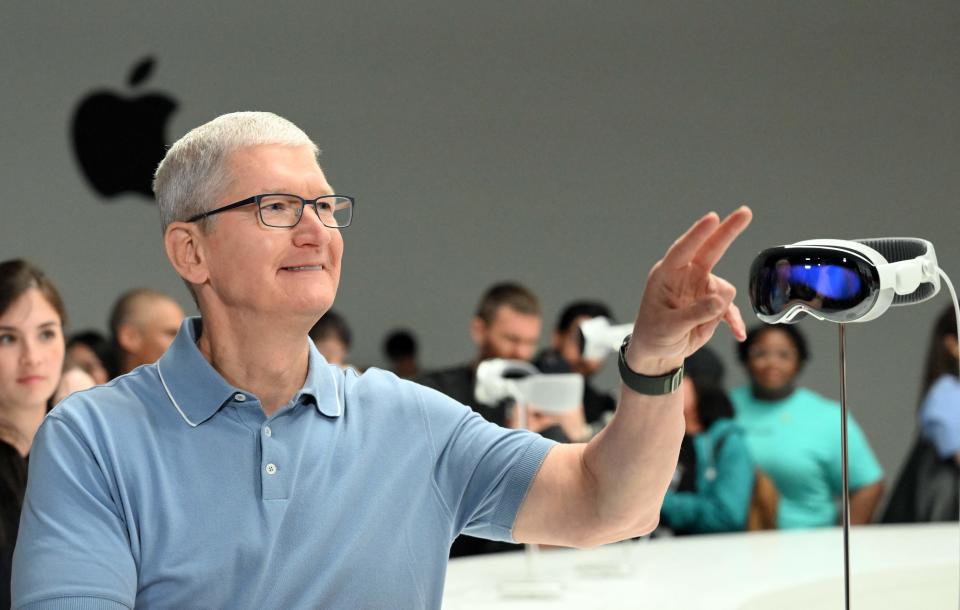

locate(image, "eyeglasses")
[[187, 194, 355, 228]]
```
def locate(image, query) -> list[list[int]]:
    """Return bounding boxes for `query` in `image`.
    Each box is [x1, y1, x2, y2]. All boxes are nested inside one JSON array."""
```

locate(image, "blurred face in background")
[[313, 335, 348, 366], [472, 305, 541, 362], [945, 334, 959, 362], [135, 298, 184, 364], [555, 315, 605, 377], [65, 342, 109, 384], [746, 328, 801, 392], [680, 377, 703, 434], [118, 296, 184, 368], [0, 289, 65, 411]]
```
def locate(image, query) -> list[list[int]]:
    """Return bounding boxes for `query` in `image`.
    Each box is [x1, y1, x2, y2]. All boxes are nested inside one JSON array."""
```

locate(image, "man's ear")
[[116, 323, 140, 353], [550, 330, 564, 350], [164, 221, 209, 287], [470, 317, 486, 347]]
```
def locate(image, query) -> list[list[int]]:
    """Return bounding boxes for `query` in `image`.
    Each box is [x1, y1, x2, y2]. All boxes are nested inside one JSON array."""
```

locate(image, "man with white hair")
[[13, 111, 752, 609]]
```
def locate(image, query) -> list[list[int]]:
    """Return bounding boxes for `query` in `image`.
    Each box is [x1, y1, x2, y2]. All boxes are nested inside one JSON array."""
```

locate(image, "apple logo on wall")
[[71, 57, 178, 200]]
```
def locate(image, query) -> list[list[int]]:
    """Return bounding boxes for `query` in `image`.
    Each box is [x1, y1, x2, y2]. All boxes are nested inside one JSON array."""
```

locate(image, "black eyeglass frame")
[[186, 193, 355, 228]]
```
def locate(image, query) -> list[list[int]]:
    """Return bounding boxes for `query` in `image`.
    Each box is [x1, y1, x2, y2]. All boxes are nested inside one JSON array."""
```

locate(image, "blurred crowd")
[[0, 258, 957, 602]]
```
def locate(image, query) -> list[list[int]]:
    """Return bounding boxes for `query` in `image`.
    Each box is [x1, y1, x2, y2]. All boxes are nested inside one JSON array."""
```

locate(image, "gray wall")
[[2, 2, 959, 496]]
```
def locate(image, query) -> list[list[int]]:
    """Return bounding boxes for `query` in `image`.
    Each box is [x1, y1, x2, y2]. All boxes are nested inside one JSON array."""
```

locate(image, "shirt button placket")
[[261, 419, 284, 499]]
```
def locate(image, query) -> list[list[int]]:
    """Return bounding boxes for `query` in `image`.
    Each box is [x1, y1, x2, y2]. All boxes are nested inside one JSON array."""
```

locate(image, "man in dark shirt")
[[419, 281, 563, 556], [418, 281, 543, 428]]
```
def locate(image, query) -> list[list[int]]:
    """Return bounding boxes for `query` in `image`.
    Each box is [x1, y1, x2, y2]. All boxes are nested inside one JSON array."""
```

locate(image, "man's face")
[[118, 296, 185, 369], [197, 144, 344, 323], [555, 314, 605, 377], [473, 306, 541, 361], [134, 298, 185, 364]]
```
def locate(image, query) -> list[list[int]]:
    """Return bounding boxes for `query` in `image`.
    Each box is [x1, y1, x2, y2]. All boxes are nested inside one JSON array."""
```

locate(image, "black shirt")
[[0, 440, 27, 609]]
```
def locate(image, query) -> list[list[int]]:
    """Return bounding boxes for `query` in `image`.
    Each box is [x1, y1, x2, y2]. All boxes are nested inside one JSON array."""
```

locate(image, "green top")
[[732, 385, 883, 529], [661, 418, 755, 533]]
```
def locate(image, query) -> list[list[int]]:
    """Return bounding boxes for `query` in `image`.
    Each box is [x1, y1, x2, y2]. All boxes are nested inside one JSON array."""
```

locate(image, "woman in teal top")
[[661, 348, 755, 534], [732, 324, 884, 529]]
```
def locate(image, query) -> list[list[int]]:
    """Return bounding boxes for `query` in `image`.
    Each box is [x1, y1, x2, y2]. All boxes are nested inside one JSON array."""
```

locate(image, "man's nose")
[[292, 204, 332, 246], [512, 344, 533, 361]]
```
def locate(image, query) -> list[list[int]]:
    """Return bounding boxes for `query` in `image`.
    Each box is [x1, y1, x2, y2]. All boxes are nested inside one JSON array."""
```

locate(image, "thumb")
[[677, 295, 725, 328]]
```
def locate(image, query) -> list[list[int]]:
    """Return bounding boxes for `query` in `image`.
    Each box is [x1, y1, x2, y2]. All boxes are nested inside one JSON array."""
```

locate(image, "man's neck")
[[196, 308, 312, 417], [0, 401, 47, 456], [121, 353, 143, 376]]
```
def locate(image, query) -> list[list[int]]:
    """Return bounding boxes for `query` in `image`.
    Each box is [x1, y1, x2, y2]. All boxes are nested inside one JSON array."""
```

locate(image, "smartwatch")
[[618, 335, 684, 395]]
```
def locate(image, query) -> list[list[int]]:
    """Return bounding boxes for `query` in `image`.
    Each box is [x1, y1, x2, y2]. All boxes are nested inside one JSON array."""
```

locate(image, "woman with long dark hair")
[[918, 305, 960, 459], [0, 259, 68, 607], [884, 304, 960, 522]]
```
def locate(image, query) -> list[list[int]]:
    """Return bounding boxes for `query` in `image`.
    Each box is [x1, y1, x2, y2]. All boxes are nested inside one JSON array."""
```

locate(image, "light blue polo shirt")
[[920, 374, 960, 459], [13, 317, 555, 609]]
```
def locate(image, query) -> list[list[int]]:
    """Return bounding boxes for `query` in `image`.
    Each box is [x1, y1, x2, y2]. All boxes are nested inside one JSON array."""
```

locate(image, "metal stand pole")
[[498, 399, 562, 599], [838, 324, 851, 610]]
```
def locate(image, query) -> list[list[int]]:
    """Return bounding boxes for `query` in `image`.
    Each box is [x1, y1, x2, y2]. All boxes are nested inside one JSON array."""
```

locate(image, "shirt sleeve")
[[827, 412, 884, 494], [661, 429, 755, 533], [12, 414, 136, 609], [414, 384, 556, 543], [920, 379, 960, 459]]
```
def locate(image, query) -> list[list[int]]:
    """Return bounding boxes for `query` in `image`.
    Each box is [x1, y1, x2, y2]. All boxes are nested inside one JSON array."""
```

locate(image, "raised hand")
[[625, 206, 753, 376]]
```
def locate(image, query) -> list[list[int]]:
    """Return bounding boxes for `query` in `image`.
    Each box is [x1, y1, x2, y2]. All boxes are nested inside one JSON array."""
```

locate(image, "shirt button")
[[234, 393, 246, 402], [265, 463, 277, 475], [264, 426, 272, 437]]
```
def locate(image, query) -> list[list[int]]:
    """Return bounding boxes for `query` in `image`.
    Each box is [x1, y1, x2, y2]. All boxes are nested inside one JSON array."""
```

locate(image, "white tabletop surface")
[[443, 523, 959, 609]]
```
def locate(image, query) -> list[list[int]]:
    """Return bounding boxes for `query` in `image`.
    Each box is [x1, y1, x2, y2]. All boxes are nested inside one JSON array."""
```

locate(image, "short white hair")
[[153, 111, 319, 232]]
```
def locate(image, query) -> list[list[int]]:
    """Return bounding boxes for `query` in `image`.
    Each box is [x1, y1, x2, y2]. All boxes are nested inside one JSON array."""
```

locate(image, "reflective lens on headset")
[[749, 246, 881, 323]]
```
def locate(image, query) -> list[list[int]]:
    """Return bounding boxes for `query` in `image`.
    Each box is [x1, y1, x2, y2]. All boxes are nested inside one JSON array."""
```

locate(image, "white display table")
[[444, 524, 958, 609]]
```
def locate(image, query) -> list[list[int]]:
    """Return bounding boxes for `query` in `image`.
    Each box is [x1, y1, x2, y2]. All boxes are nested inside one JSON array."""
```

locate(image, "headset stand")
[[838, 324, 852, 610], [498, 400, 563, 600]]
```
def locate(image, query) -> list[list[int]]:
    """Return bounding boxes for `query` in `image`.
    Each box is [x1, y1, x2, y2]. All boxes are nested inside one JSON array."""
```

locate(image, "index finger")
[[692, 205, 753, 271], [661, 211, 721, 270]]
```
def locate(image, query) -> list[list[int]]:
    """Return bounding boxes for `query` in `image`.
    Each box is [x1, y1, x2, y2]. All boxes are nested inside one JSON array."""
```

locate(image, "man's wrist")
[[619, 336, 684, 395], [624, 342, 683, 376]]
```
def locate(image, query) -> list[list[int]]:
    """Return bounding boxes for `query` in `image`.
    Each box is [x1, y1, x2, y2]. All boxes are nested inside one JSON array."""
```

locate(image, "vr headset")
[[749, 238, 940, 324], [576, 316, 634, 360], [474, 359, 584, 414]]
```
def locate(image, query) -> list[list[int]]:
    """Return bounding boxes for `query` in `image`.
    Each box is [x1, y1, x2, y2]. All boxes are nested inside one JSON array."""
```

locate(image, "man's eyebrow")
[[260, 188, 336, 197]]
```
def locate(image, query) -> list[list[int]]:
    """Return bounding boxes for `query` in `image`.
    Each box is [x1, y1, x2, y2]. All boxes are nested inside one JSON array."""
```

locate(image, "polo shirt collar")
[[304, 339, 343, 418], [157, 317, 342, 427]]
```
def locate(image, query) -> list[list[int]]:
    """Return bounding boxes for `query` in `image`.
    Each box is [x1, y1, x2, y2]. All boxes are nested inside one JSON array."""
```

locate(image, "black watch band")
[[618, 335, 684, 395]]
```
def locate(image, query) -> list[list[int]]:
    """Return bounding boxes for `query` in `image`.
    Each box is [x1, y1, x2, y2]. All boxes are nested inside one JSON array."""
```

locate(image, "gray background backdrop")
[[2, 2, 958, 504]]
